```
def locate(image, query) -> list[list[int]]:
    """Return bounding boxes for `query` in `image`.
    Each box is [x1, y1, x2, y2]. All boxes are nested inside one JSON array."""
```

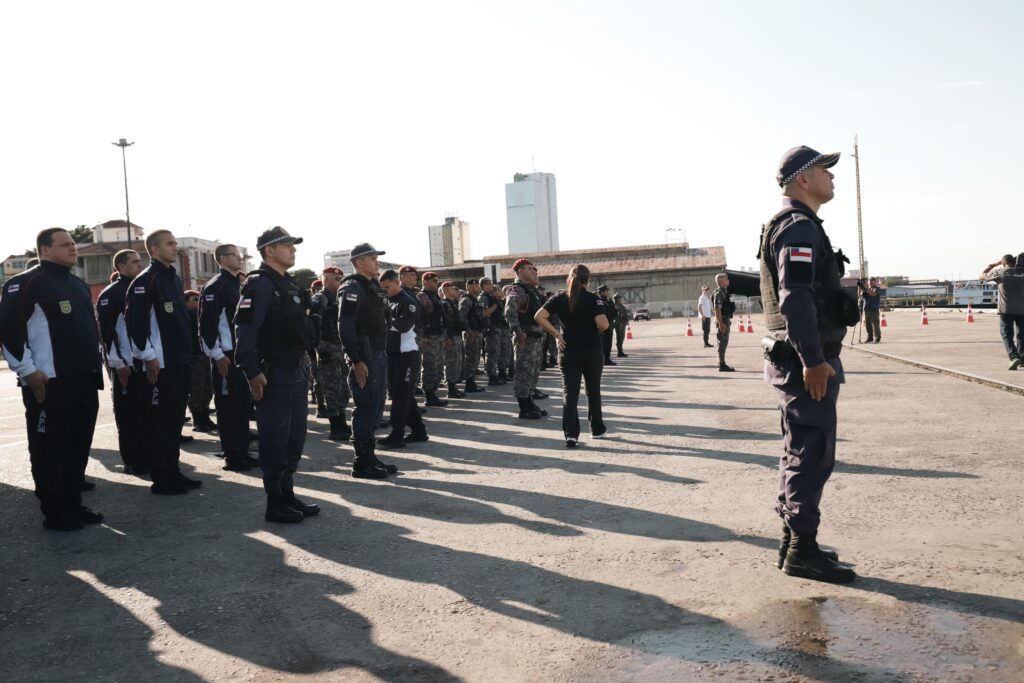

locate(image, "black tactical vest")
[[245, 268, 312, 368], [349, 275, 389, 347], [517, 283, 544, 329], [420, 288, 444, 336], [758, 209, 859, 333]]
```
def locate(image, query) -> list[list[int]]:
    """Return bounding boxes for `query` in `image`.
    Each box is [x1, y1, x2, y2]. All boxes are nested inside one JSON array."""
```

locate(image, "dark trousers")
[[143, 363, 188, 486], [256, 367, 309, 491], [717, 326, 730, 364], [214, 357, 251, 459], [999, 314, 1024, 360], [602, 328, 614, 361], [774, 379, 841, 535], [615, 324, 627, 354], [701, 318, 711, 344], [559, 348, 605, 439], [22, 373, 100, 520], [111, 370, 146, 470], [350, 351, 388, 442], [864, 309, 881, 341], [388, 350, 425, 436], [187, 354, 213, 420]]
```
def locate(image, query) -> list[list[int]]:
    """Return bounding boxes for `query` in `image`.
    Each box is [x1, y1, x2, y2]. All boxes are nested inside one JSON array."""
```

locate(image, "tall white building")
[[428, 216, 471, 267], [505, 172, 559, 254]]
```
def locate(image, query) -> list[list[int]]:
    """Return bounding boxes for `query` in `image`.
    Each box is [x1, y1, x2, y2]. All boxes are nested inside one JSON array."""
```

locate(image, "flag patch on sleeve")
[[134, 286, 146, 294], [7, 284, 19, 293], [238, 298, 252, 309], [788, 247, 813, 263]]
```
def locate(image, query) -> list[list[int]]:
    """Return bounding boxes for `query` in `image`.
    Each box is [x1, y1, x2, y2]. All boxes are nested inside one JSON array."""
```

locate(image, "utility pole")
[[852, 134, 866, 278], [112, 138, 135, 250]]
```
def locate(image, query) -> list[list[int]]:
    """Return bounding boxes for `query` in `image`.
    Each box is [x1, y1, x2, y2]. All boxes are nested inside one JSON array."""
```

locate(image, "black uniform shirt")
[[126, 259, 191, 368], [387, 289, 419, 355], [542, 289, 605, 352], [234, 265, 311, 380], [310, 288, 341, 343], [199, 268, 242, 359], [0, 262, 103, 380], [96, 274, 133, 370], [338, 273, 389, 364]]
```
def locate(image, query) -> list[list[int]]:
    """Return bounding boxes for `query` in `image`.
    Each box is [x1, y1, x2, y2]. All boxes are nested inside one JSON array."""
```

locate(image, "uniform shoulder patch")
[[409, 303, 417, 312], [238, 297, 252, 309], [134, 286, 146, 294], [7, 284, 19, 293], [788, 246, 813, 263]]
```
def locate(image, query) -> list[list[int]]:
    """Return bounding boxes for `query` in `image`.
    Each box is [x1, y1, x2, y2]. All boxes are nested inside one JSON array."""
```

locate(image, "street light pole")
[[112, 138, 135, 250]]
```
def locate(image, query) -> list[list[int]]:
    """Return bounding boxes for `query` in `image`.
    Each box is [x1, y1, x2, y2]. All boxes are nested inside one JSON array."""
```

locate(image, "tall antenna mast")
[[853, 134, 866, 278]]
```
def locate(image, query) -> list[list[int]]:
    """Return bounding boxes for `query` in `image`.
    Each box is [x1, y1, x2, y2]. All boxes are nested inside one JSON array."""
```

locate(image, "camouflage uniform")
[[459, 293, 483, 382], [442, 297, 465, 385], [481, 290, 503, 377], [614, 301, 630, 354], [310, 288, 351, 417], [417, 288, 446, 392], [505, 279, 545, 399]]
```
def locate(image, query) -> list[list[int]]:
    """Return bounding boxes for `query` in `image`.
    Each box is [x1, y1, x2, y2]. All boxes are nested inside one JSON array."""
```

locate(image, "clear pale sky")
[[2, 1, 1020, 280]]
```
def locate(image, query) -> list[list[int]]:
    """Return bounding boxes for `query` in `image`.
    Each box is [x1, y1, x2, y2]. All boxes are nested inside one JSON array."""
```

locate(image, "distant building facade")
[[428, 216, 471, 267], [505, 172, 559, 254]]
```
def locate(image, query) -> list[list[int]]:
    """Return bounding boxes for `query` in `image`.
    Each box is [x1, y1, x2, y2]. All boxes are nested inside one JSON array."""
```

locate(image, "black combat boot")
[[414, 386, 424, 395], [315, 402, 327, 418], [265, 480, 304, 523], [281, 475, 320, 517], [528, 398, 548, 416], [464, 378, 485, 393], [406, 427, 429, 443], [425, 390, 448, 407], [192, 411, 218, 433], [447, 382, 466, 398], [782, 531, 856, 583], [368, 440, 399, 473], [223, 451, 256, 471], [352, 441, 388, 479], [377, 432, 407, 449], [498, 370, 508, 383], [517, 397, 542, 419], [531, 388, 548, 400], [718, 363, 735, 372], [488, 375, 502, 386], [777, 525, 839, 569], [328, 414, 352, 441]]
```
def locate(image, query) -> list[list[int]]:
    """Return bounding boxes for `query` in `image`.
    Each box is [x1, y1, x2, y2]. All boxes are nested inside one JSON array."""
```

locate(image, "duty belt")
[[762, 337, 842, 365]]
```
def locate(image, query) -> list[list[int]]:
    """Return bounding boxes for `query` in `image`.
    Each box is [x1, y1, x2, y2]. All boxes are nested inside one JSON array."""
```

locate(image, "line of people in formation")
[[0, 225, 628, 531]]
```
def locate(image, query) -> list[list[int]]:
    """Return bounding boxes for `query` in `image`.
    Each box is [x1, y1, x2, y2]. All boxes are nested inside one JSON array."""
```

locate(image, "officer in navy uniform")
[[235, 227, 320, 523], [199, 243, 257, 472], [759, 146, 859, 583], [96, 249, 147, 475], [378, 269, 429, 448], [126, 230, 202, 495], [338, 243, 398, 479], [0, 228, 105, 530]]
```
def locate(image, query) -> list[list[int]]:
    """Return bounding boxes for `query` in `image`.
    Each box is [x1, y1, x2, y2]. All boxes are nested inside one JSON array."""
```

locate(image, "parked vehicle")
[[633, 308, 650, 321]]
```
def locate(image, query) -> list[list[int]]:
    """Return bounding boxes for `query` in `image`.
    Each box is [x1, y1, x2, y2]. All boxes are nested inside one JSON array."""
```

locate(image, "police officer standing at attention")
[[378, 269, 429, 448], [613, 294, 630, 358], [497, 286, 514, 382], [127, 230, 202, 495], [440, 281, 466, 399], [338, 243, 398, 479], [96, 249, 147, 475], [597, 285, 617, 366], [235, 227, 320, 522], [479, 278, 504, 385], [0, 228, 106, 530], [199, 244, 257, 472], [459, 279, 486, 393], [416, 272, 449, 407], [712, 273, 735, 372], [185, 290, 216, 433], [505, 259, 547, 419], [310, 266, 353, 441], [759, 146, 859, 583]]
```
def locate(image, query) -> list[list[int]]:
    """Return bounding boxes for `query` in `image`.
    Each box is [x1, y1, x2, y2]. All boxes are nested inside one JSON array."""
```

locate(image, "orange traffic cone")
[[626, 324, 634, 340], [966, 303, 974, 323], [881, 312, 888, 328], [737, 317, 746, 333], [746, 314, 755, 333], [685, 319, 694, 337], [920, 306, 929, 326]]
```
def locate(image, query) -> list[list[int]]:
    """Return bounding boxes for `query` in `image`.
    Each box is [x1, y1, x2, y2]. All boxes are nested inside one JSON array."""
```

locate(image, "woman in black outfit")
[[535, 264, 610, 447]]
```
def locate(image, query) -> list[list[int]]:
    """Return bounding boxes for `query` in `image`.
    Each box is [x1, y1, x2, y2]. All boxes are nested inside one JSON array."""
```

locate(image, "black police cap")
[[256, 226, 303, 250], [777, 146, 840, 187], [351, 243, 385, 260]]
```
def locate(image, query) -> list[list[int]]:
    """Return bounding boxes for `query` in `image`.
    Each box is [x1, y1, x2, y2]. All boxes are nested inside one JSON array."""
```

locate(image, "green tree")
[[289, 267, 318, 290], [69, 225, 94, 243]]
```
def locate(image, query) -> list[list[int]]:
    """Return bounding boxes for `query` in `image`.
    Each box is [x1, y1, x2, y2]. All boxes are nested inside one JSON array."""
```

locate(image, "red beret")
[[512, 258, 533, 271], [441, 281, 455, 289], [311, 279, 323, 288], [184, 289, 200, 298], [423, 271, 439, 280], [399, 265, 418, 274], [322, 266, 343, 275]]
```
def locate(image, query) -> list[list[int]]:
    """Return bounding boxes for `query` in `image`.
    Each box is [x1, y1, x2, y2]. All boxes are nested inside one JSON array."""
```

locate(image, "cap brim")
[[818, 152, 840, 168]]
